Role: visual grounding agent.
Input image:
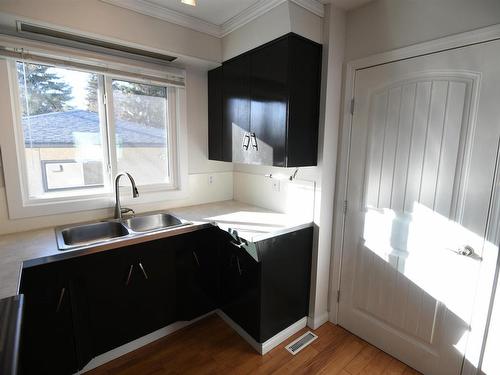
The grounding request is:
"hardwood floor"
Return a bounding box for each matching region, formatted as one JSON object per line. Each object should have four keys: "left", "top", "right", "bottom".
{"left": 85, "top": 314, "right": 420, "bottom": 375}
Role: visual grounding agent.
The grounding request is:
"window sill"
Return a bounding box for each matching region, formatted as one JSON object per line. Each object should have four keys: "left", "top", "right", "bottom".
{"left": 7, "top": 185, "right": 190, "bottom": 220}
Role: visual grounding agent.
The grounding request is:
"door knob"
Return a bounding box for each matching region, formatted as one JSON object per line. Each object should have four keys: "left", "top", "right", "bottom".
{"left": 458, "top": 245, "right": 475, "bottom": 257}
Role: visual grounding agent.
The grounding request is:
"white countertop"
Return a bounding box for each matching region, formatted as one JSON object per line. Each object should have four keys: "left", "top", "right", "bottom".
{"left": 170, "top": 200, "right": 312, "bottom": 242}
{"left": 0, "top": 200, "right": 312, "bottom": 299}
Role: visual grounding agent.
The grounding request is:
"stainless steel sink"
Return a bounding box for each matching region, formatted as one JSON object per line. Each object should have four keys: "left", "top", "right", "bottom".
{"left": 123, "top": 213, "right": 184, "bottom": 232}
{"left": 55, "top": 212, "right": 191, "bottom": 251}
{"left": 57, "top": 221, "right": 130, "bottom": 250}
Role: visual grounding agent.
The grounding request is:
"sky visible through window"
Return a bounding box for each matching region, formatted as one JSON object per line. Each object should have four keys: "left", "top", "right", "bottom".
{"left": 53, "top": 68, "right": 89, "bottom": 109}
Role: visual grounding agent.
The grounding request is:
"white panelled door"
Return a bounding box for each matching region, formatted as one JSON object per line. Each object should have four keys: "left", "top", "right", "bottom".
{"left": 339, "top": 40, "right": 500, "bottom": 375}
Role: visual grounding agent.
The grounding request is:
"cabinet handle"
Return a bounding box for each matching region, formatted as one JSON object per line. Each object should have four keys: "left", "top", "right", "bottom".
{"left": 138, "top": 262, "right": 149, "bottom": 280}
{"left": 230, "top": 241, "right": 244, "bottom": 249}
{"left": 125, "top": 264, "right": 134, "bottom": 286}
{"left": 250, "top": 133, "right": 258, "bottom": 151}
{"left": 56, "top": 287, "right": 66, "bottom": 313}
{"left": 242, "top": 133, "right": 251, "bottom": 150}
{"left": 236, "top": 256, "right": 242, "bottom": 276}
{"left": 192, "top": 251, "right": 200, "bottom": 267}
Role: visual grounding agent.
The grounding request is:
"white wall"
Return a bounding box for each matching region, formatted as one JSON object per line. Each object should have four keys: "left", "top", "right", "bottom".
{"left": 0, "top": 0, "right": 221, "bottom": 64}
{"left": 288, "top": 1, "right": 323, "bottom": 45}
{"left": 0, "top": 2, "right": 233, "bottom": 236}
{"left": 221, "top": 1, "right": 322, "bottom": 61}
{"left": 222, "top": 2, "right": 291, "bottom": 61}
{"left": 345, "top": 0, "right": 500, "bottom": 61}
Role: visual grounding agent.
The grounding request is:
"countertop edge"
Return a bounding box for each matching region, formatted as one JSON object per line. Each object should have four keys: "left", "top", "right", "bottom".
{"left": 22, "top": 221, "right": 214, "bottom": 268}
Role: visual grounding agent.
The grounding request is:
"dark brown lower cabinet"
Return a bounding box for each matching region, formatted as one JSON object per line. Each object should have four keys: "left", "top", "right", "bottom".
{"left": 19, "top": 225, "right": 312, "bottom": 374}
{"left": 20, "top": 260, "right": 79, "bottom": 375}
{"left": 175, "top": 227, "right": 220, "bottom": 321}
{"left": 220, "top": 226, "right": 313, "bottom": 343}
{"left": 81, "top": 238, "right": 177, "bottom": 356}
{"left": 220, "top": 232, "right": 261, "bottom": 339}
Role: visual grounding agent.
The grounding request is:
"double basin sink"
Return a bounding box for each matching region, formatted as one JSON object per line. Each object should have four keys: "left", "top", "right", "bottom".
{"left": 56, "top": 213, "right": 190, "bottom": 251}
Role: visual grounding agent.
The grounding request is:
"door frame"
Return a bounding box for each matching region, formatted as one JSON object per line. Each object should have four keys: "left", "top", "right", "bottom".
{"left": 329, "top": 23, "right": 500, "bottom": 375}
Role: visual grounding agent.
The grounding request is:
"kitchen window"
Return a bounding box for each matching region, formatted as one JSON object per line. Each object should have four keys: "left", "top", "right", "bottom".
{"left": 0, "top": 58, "right": 187, "bottom": 218}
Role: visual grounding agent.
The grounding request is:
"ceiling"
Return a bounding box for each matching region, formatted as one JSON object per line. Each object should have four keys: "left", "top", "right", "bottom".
{"left": 146, "top": 0, "right": 261, "bottom": 26}
{"left": 102, "top": 0, "right": 374, "bottom": 38}
{"left": 141, "top": 0, "right": 373, "bottom": 26}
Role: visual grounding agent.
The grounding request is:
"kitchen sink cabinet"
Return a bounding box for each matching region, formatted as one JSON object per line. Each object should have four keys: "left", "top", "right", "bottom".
{"left": 259, "top": 227, "right": 313, "bottom": 341}
{"left": 175, "top": 227, "right": 220, "bottom": 321}
{"left": 19, "top": 260, "right": 80, "bottom": 375}
{"left": 220, "top": 232, "right": 261, "bottom": 340}
{"left": 220, "top": 226, "right": 313, "bottom": 343}
{"left": 19, "top": 224, "right": 313, "bottom": 373}
{"left": 208, "top": 33, "right": 322, "bottom": 167}
{"left": 81, "top": 238, "right": 176, "bottom": 356}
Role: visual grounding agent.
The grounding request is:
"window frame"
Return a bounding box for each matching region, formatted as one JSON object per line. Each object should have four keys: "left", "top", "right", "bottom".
{"left": 103, "top": 76, "right": 179, "bottom": 194}
{"left": 0, "top": 58, "right": 188, "bottom": 219}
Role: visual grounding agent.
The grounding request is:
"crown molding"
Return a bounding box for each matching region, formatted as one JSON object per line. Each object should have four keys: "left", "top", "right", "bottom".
{"left": 290, "top": 0, "right": 324, "bottom": 17}
{"left": 220, "top": 0, "right": 286, "bottom": 37}
{"left": 101, "top": 0, "right": 223, "bottom": 37}
{"left": 101, "top": 0, "right": 324, "bottom": 39}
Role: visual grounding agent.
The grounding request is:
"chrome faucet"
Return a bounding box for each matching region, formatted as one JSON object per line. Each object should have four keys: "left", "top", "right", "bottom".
{"left": 114, "top": 173, "right": 139, "bottom": 220}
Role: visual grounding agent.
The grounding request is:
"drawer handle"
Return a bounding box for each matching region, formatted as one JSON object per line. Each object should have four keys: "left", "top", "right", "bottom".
{"left": 125, "top": 264, "right": 134, "bottom": 286}
{"left": 56, "top": 287, "right": 66, "bottom": 313}
{"left": 193, "top": 251, "right": 200, "bottom": 267}
{"left": 236, "top": 256, "right": 242, "bottom": 276}
{"left": 138, "top": 262, "right": 149, "bottom": 280}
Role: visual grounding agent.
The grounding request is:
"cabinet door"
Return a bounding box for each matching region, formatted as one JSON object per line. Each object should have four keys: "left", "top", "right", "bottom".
{"left": 249, "top": 38, "right": 289, "bottom": 167}
{"left": 208, "top": 67, "right": 225, "bottom": 161}
{"left": 220, "top": 234, "right": 260, "bottom": 341}
{"left": 286, "top": 36, "right": 322, "bottom": 167}
{"left": 258, "top": 227, "right": 313, "bottom": 342}
{"left": 20, "top": 263, "right": 78, "bottom": 375}
{"left": 176, "top": 229, "right": 219, "bottom": 321}
{"left": 223, "top": 54, "right": 251, "bottom": 163}
{"left": 83, "top": 239, "right": 176, "bottom": 356}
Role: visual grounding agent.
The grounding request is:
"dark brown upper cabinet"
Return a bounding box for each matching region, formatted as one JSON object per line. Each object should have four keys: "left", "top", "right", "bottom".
{"left": 208, "top": 33, "right": 322, "bottom": 167}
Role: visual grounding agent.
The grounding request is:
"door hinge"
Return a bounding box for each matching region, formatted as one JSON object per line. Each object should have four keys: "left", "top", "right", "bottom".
{"left": 350, "top": 98, "right": 355, "bottom": 115}
{"left": 336, "top": 290, "right": 341, "bottom": 303}
{"left": 343, "top": 200, "right": 348, "bottom": 214}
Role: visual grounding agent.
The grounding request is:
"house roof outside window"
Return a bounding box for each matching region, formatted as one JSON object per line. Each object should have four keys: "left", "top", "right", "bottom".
{"left": 22, "top": 110, "right": 166, "bottom": 147}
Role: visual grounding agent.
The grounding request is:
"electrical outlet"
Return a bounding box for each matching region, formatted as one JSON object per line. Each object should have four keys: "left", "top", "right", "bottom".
{"left": 208, "top": 175, "right": 213, "bottom": 184}
{"left": 272, "top": 180, "right": 280, "bottom": 192}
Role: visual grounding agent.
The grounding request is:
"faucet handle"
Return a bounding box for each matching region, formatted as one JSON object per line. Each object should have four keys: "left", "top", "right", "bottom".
{"left": 121, "top": 207, "right": 135, "bottom": 217}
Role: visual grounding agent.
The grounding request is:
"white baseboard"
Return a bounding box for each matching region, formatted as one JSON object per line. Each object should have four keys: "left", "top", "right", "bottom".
{"left": 307, "top": 311, "right": 329, "bottom": 330}
{"left": 76, "top": 311, "right": 215, "bottom": 374}
{"left": 217, "top": 310, "right": 307, "bottom": 355}
{"left": 76, "top": 310, "right": 307, "bottom": 374}
{"left": 261, "top": 317, "right": 308, "bottom": 355}
{"left": 216, "top": 309, "right": 262, "bottom": 353}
